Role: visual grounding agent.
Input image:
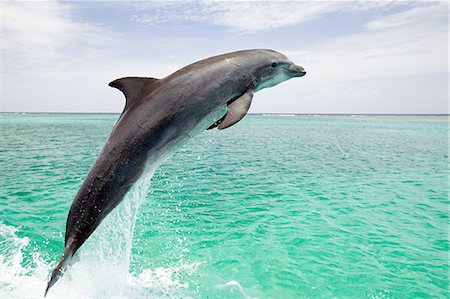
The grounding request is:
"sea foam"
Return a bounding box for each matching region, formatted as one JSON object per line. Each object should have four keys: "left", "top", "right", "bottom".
{"left": 0, "top": 164, "right": 199, "bottom": 299}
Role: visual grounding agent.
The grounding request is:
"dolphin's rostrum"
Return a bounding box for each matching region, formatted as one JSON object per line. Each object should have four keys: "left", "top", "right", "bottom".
{"left": 45, "top": 49, "right": 306, "bottom": 296}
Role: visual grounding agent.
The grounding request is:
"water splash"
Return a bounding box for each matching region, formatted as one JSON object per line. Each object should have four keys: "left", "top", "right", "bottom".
{"left": 0, "top": 223, "right": 51, "bottom": 298}
{"left": 0, "top": 161, "right": 199, "bottom": 298}
{"left": 70, "top": 165, "right": 158, "bottom": 295}
{"left": 44, "top": 161, "right": 181, "bottom": 298}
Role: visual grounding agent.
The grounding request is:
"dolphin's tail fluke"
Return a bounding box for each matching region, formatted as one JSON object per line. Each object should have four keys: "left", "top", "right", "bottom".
{"left": 44, "top": 240, "right": 76, "bottom": 297}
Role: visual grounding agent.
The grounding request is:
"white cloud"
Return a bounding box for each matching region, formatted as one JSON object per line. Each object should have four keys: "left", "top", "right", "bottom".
{"left": 286, "top": 1, "right": 447, "bottom": 81}
{"left": 1, "top": 1, "right": 447, "bottom": 113}
{"left": 253, "top": 1, "right": 448, "bottom": 114}
{"left": 365, "top": 1, "right": 447, "bottom": 30}
{"left": 1, "top": 1, "right": 180, "bottom": 113}
{"left": 1, "top": 1, "right": 125, "bottom": 112}
{"left": 200, "top": 2, "right": 340, "bottom": 33}
{"left": 131, "top": 1, "right": 403, "bottom": 34}
{"left": 1, "top": 1, "right": 115, "bottom": 62}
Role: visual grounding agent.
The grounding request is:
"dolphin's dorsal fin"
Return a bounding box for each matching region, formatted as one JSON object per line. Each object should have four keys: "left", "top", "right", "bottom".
{"left": 218, "top": 90, "right": 253, "bottom": 130}
{"left": 109, "top": 77, "right": 159, "bottom": 107}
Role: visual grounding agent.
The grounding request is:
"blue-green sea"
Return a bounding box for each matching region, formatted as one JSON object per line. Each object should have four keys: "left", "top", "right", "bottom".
{"left": 0, "top": 113, "right": 448, "bottom": 298}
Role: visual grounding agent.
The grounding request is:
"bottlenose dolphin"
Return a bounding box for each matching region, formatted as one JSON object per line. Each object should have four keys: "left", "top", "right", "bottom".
{"left": 45, "top": 49, "right": 306, "bottom": 295}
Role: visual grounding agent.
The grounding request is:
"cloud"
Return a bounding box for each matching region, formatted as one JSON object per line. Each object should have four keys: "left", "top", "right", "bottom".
{"left": 1, "top": 1, "right": 115, "bottom": 62}
{"left": 365, "top": 1, "right": 447, "bottom": 30}
{"left": 286, "top": 1, "right": 447, "bottom": 81}
{"left": 1, "top": 1, "right": 123, "bottom": 112}
{"left": 1, "top": 1, "right": 447, "bottom": 113}
{"left": 251, "top": 1, "right": 448, "bottom": 114}
{"left": 131, "top": 1, "right": 402, "bottom": 34}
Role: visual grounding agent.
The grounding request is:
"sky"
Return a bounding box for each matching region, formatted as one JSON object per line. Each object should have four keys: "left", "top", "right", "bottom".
{"left": 1, "top": 0, "right": 448, "bottom": 114}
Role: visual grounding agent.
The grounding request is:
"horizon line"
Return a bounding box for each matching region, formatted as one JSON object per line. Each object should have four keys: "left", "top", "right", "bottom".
{"left": 1, "top": 112, "right": 448, "bottom": 116}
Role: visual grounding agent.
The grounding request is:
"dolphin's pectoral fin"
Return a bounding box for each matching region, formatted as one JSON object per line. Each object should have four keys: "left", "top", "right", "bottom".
{"left": 109, "top": 77, "right": 159, "bottom": 108}
{"left": 218, "top": 90, "right": 253, "bottom": 130}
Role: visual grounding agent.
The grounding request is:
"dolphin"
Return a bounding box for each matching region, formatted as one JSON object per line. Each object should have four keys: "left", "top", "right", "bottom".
{"left": 45, "top": 49, "right": 306, "bottom": 296}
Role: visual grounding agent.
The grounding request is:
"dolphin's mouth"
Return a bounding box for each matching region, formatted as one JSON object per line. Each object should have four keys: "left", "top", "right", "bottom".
{"left": 289, "top": 64, "right": 306, "bottom": 77}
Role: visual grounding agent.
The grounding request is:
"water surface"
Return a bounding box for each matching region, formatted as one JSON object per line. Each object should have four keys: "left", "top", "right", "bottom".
{"left": 0, "top": 114, "right": 448, "bottom": 298}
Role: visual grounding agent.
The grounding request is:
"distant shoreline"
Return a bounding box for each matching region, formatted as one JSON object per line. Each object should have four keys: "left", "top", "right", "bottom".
{"left": 0, "top": 112, "right": 448, "bottom": 116}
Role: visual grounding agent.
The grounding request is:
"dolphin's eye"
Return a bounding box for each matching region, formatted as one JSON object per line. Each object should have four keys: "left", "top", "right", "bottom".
{"left": 271, "top": 62, "right": 278, "bottom": 68}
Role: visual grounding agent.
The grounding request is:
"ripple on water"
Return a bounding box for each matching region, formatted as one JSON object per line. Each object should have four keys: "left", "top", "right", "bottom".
{"left": 0, "top": 114, "right": 448, "bottom": 298}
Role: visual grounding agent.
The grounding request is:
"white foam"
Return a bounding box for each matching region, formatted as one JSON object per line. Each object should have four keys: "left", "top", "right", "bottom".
{"left": 0, "top": 223, "right": 50, "bottom": 298}
{"left": 213, "top": 280, "right": 258, "bottom": 299}
{"left": 0, "top": 221, "right": 201, "bottom": 299}
{"left": 0, "top": 160, "right": 198, "bottom": 299}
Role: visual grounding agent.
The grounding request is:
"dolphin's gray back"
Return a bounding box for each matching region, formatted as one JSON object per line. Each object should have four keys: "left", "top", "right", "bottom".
{"left": 64, "top": 54, "right": 252, "bottom": 249}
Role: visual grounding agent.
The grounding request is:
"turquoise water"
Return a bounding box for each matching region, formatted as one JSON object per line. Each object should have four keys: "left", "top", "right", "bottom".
{"left": 0, "top": 113, "right": 448, "bottom": 298}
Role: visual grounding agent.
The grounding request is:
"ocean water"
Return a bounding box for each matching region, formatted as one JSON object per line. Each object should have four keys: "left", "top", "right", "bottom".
{"left": 0, "top": 113, "right": 448, "bottom": 298}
